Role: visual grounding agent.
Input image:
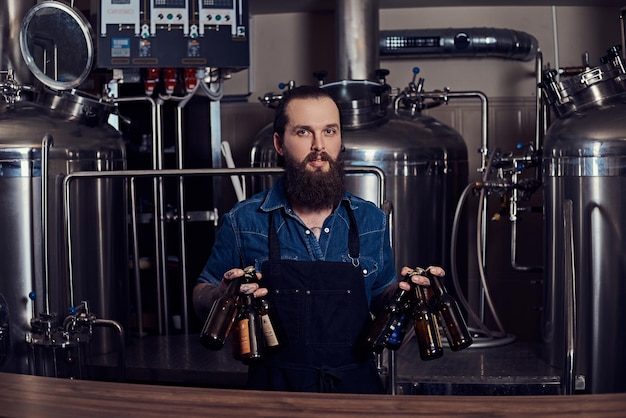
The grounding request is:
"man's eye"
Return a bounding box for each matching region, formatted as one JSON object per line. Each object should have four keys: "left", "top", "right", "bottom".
{"left": 325, "top": 128, "right": 336, "bottom": 135}
{"left": 297, "top": 129, "right": 309, "bottom": 135}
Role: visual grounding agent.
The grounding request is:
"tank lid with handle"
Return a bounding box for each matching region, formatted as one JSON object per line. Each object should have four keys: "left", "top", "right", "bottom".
{"left": 19, "top": 1, "right": 94, "bottom": 92}
{"left": 540, "top": 46, "right": 626, "bottom": 117}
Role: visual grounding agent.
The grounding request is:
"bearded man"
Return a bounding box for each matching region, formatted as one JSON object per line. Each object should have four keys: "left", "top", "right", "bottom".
{"left": 193, "top": 85, "right": 442, "bottom": 393}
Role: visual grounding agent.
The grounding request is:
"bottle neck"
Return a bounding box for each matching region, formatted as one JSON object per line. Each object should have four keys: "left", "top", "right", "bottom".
{"left": 429, "top": 274, "right": 446, "bottom": 298}
{"left": 414, "top": 284, "right": 427, "bottom": 303}
{"left": 225, "top": 277, "right": 243, "bottom": 297}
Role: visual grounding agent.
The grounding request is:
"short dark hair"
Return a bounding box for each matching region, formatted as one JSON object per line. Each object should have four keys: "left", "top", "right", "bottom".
{"left": 273, "top": 85, "right": 342, "bottom": 141}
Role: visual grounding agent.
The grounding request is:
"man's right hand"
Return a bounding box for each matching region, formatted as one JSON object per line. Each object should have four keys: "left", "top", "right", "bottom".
{"left": 221, "top": 268, "right": 268, "bottom": 298}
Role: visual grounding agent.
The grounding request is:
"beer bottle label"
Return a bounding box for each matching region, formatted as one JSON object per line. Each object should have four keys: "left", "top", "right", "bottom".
{"left": 238, "top": 319, "right": 251, "bottom": 355}
{"left": 261, "top": 314, "right": 279, "bottom": 347}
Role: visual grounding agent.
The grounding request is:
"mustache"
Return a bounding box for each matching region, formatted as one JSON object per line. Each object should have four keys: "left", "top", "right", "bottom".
{"left": 305, "top": 151, "right": 332, "bottom": 162}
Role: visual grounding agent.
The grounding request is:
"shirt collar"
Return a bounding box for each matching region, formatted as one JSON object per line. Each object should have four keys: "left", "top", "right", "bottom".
{"left": 259, "top": 177, "right": 357, "bottom": 213}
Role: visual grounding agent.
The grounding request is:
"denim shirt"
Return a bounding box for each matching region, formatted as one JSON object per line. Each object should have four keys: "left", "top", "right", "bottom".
{"left": 197, "top": 178, "right": 397, "bottom": 306}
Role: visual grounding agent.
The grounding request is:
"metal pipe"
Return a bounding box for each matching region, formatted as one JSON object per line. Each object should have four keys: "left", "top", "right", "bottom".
{"left": 129, "top": 178, "right": 144, "bottom": 337}
{"left": 336, "top": 0, "right": 379, "bottom": 81}
{"left": 155, "top": 99, "right": 168, "bottom": 335}
{"left": 210, "top": 97, "right": 223, "bottom": 209}
{"left": 621, "top": 8, "right": 626, "bottom": 60}
{"left": 535, "top": 50, "right": 545, "bottom": 152}
{"left": 510, "top": 50, "right": 543, "bottom": 273}
{"left": 175, "top": 101, "right": 191, "bottom": 334}
{"left": 388, "top": 349, "right": 396, "bottom": 395}
{"left": 158, "top": 84, "right": 201, "bottom": 335}
{"left": 114, "top": 95, "right": 167, "bottom": 335}
{"left": 380, "top": 28, "right": 539, "bottom": 62}
{"left": 443, "top": 91, "right": 489, "bottom": 324}
{"left": 510, "top": 219, "right": 543, "bottom": 272}
{"left": 93, "top": 319, "right": 126, "bottom": 382}
{"left": 176, "top": 104, "right": 190, "bottom": 333}
{"left": 62, "top": 166, "right": 385, "bottom": 335}
{"left": 63, "top": 166, "right": 385, "bottom": 202}
{"left": 563, "top": 199, "right": 576, "bottom": 395}
{"left": 41, "top": 135, "right": 53, "bottom": 315}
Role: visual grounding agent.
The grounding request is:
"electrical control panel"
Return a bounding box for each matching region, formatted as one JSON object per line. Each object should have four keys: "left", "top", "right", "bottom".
{"left": 97, "top": 0, "right": 249, "bottom": 69}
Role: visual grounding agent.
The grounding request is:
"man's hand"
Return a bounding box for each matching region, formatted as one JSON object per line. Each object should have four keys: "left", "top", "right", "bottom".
{"left": 398, "top": 266, "right": 445, "bottom": 291}
{"left": 221, "top": 268, "right": 268, "bottom": 298}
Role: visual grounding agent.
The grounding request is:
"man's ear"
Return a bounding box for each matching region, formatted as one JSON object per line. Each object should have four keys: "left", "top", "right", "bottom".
{"left": 273, "top": 132, "right": 284, "bottom": 156}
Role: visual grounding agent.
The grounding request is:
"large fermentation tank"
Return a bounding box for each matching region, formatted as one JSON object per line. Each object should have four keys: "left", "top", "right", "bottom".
{"left": 0, "top": 1, "right": 128, "bottom": 374}
{"left": 541, "top": 46, "right": 626, "bottom": 394}
{"left": 251, "top": 80, "right": 468, "bottom": 272}
{"left": 0, "top": 96, "right": 128, "bottom": 374}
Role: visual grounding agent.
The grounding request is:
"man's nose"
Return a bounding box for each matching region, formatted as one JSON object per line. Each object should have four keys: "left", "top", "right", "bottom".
{"left": 311, "top": 135, "right": 325, "bottom": 151}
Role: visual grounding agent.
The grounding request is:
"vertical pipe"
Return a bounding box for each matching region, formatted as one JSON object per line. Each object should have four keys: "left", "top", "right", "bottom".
{"left": 41, "top": 135, "right": 53, "bottom": 315}
{"left": 154, "top": 100, "right": 169, "bottom": 335}
{"left": 1, "top": 0, "right": 36, "bottom": 85}
{"left": 129, "top": 178, "right": 144, "bottom": 337}
{"left": 210, "top": 99, "right": 222, "bottom": 211}
{"left": 551, "top": 6, "right": 560, "bottom": 81}
{"left": 563, "top": 200, "right": 576, "bottom": 395}
{"left": 176, "top": 103, "right": 190, "bottom": 334}
{"left": 535, "top": 51, "right": 544, "bottom": 152}
{"left": 619, "top": 7, "right": 626, "bottom": 59}
{"left": 113, "top": 95, "right": 157, "bottom": 337}
{"left": 336, "top": 0, "right": 379, "bottom": 81}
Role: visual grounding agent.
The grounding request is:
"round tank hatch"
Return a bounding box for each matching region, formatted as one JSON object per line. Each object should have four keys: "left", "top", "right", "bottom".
{"left": 19, "top": 1, "right": 94, "bottom": 91}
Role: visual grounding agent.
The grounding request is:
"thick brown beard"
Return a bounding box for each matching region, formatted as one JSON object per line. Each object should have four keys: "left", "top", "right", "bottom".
{"left": 283, "top": 151, "right": 345, "bottom": 211}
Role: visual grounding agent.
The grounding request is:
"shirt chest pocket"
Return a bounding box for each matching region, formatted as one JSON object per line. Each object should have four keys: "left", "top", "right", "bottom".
{"left": 341, "top": 256, "right": 378, "bottom": 278}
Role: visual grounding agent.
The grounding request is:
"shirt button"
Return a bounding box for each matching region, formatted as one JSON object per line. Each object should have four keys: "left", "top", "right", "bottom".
{"left": 362, "top": 269, "right": 368, "bottom": 275}
{"left": 324, "top": 227, "right": 330, "bottom": 233}
{"left": 305, "top": 230, "right": 311, "bottom": 235}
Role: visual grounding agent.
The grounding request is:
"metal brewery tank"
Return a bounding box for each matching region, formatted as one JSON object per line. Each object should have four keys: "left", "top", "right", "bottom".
{"left": 0, "top": 1, "right": 128, "bottom": 375}
{"left": 0, "top": 94, "right": 128, "bottom": 374}
{"left": 251, "top": 80, "right": 468, "bottom": 274}
{"left": 541, "top": 46, "right": 626, "bottom": 394}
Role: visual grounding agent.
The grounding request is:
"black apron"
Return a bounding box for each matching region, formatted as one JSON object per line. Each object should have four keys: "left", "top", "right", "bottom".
{"left": 248, "top": 205, "right": 384, "bottom": 394}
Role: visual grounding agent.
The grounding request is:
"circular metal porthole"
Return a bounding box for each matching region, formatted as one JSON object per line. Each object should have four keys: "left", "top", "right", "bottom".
{"left": 19, "top": 1, "right": 94, "bottom": 91}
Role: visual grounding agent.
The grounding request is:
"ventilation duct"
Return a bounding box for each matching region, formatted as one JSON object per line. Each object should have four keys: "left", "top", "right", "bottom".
{"left": 380, "top": 28, "right": 539, "bottom": 62}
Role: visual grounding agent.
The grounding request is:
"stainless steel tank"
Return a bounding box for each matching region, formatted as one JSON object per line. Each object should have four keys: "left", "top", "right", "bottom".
{"left": 251, "top": 80, "right": 468, "bottom": 273}
{"left": 0, "top": 95, "right": 128, "bottom": 374}
{"left": 0, "top": 2, "right": 128, "bottom": 374}
{"left": 541, "top": 46, "right": 626, "bottom": 394}
{"left": 0, "top": 0, "right": 36, "bottom": 86}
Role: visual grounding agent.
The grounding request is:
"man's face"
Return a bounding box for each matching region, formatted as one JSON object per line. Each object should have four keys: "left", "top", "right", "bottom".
{"left": 273, "top": 97, "right": 342, "bottom": 171}
{"left": 274, "top": 96, "right": 345, "bottom": 210}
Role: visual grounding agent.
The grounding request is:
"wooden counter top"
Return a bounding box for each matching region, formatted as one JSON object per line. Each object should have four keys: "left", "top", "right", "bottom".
{"left": 1, "top": 372, "right": 625, "bottom": 417}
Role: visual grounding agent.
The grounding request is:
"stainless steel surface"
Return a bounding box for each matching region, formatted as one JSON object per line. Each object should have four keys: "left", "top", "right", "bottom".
{"left": 251, "top": 91, "right": 468, "bottom": 273}
{"left": 621, "top": 8, "right": 626, "bottom": 60}
{"left": 89, "top": 334, "right": 561, "bottom": 396}
{"left": 0, "top": 0, "right": 36, "bottom": 86}
{"left": 562, "top": 200, "right": 576, "bottom": 395}
{"left": 337, "top": 0, "right": 379, "bottom": 81}
{"left": 380, "top": 28, "right": 538, "bottom": 61}
{"left": 0, "top": 100, "right": 127, "bottom": 373}
{"left": 322, "top": 80, "right": 391, "bottom": 128}
{"left": 541, "top": 47, "right": 626, "bottom": 118}
{"left": 255, "top": 0, "right": 469, "bottom": 275}
{"left": 542, "top": 52, "right": 626, "bottom": 393}
{"left": 19, "top": 2, "right": 94, "bottom": 91}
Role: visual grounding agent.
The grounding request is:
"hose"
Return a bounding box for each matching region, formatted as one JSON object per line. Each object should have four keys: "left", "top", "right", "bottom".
{"left": 448, "top": 148, "right": 516, "bottom": 347}
{"left": 200, "top": 78, "right": 224, "bottom": 101}
{"left": 220, "top": 141, "right": 246, "bottom": 202}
